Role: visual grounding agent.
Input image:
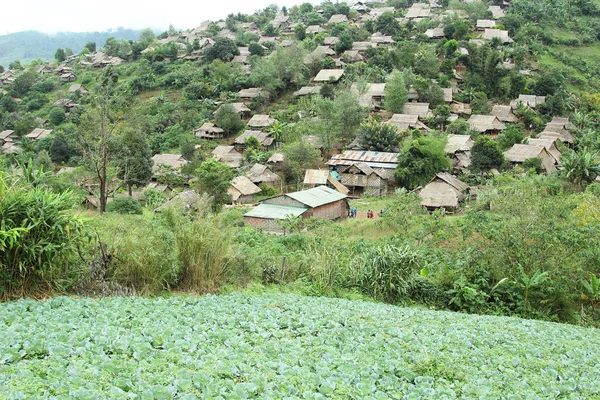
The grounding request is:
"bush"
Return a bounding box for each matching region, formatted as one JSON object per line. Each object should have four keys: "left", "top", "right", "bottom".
{"left": 0, "top": 173, "right": 88, "bottom": 298}
{"left": 94, "top": 214, "right": 179, "bottom": 294}
{"left": 106, "top": 196, "right": 143, "bottom": 215}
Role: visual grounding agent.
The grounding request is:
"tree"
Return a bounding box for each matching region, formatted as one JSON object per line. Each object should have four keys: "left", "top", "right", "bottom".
{"left": 471, "top": 91, "right": 492, "bottom": 114}
{"left": 335, "top": 32, "right": 353, "bottom": 53}
{"left": 295, "top": 24, "right": 306, "bottom": 41}
{"left": 106, "top": 196, "right": 143, "bottom": 215}
{"left": 138, "top": 28, "right": 156, "bottom": 45}
{"left": 114, "top": 127, "right": 153, "bottom": 196}
{"left": 384, "top": 70, "right": 408, "bottom": 113}
{"left": 394, "top": 136, "right": 451, "bottom": 189}
{"left": 195, "top": 159, "right": 233, "bottom": 212}
{"left": 84, "top": 41, "right": 97, "bottom": 53}
{"left": 497, "top": 125, "right": 524, "bottom": 150}
{"left": 471, "top": 136, "right": 504, "bottom": 173}
{"left": 282, "top": 141, "right": 322, "bottom": 189}
{"left": 79, "top": 68, "right": 124, "bottom": 213}
{"left": 204, "top": 38, "right": 240, "bottom": 62}
{"left": 413, "top": 47, "right": 439, "bottom": 79}
{"left": 376, "top": 12, "right": 400, "bottom": 36}
{"left": 358, "top": 120, "right": 402, "bottom": 152}
{"left": 55, "top": 48, "right": 66, "bottom": 62}
{"left": 432, "top": 105, "right": 451, "bottom": 130}
{"left": 214, "top": 104, "right": 243, "bottom": 135}
{"left": 559, "top": 148, "right": 600, "bottom": 190}
{"left": 263, "top": 24, "right": 279, "bottom": 37}
{"left": 248, "top": 42, "right": 265, "bottom": 56}
{"left": 49, "top": 108, "right": 66, "bottom": 126}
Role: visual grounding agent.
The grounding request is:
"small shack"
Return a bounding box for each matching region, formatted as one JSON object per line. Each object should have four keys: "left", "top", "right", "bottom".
{"left": 248, "top": 163, "right": 281, "bottom": 187}
{"left": 244, "top": 186, "right": 349, "bottom": 233}
{"left": 212, "top": 145, "right": 243, "bottom": 168}
{"left": 445, "top": 134, "right": 473, "bottom": 173}
{"left": 419, "top": 172, "right": 470, "bottom": 212}
{"left": 228, "top": 176, "right": 262, "bottom": 204}
{"left": 491, "top": 105, "right": 518, "bottom": 123}
{"left": 194, "top": 122, "right": 224, "bottom": 140}
{"left": 313, "top": 69, "right": 345, "bottom": 83}
{"left": 337, "top": 162, "right": 390, "bottom": 197}
{"left": 504, "top": 144, "right": 556, "bottom": 173}
{"left": 247, "top": 114, "right": 275, "bottom": 129}
{"left": 467, "top": 115, "right": 506, "bottom": 135}
{"left": 234, "top": 130, "right": 274, "bottom": 150}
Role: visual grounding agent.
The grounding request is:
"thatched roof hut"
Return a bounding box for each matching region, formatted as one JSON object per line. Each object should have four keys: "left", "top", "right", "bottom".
{"left": 419, "top": 172, "right": 470, "bottom": 211}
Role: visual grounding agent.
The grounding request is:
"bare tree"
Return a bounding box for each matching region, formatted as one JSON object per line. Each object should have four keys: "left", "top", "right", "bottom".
{"left": 80, "top": 68, "right": 124, "bottom": 213}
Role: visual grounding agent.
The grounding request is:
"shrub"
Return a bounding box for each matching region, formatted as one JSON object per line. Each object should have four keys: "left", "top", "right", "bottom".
{"left": 0, "top": 173, "right": 88, "bottom": 298}
{"left": 94, "top": 214, "right": 179, "bottom": 294}
{"left": 106, "top": 196, "right": 143, "bottom": 215}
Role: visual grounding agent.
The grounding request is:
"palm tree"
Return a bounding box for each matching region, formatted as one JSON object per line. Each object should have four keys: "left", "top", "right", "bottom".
{"left": 269, "top": 120, "right": 287, "bottom": 143}
{"left": 559, "top": 148, "right": 600, "bottom": 190}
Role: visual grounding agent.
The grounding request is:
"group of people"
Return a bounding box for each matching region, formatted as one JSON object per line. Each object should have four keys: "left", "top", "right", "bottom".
{"left": 347, "top": 208, "right": 386, "bottom": 219}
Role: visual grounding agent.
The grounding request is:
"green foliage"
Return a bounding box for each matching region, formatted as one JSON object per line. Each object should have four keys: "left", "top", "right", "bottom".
{"left": 0, "top": 173, "right": 87, "bottom": 298}
{"left": 2, "top": 294, "right": 600, "bottom": 398}
{"left": 204, "top": 38, "right": 240, "bottom": 62}
{"left": 106, "top": 196, "right": 143, "bottom": 215}
{"left": 248, "top": 42, "right": 265, "bottom": 57}
{"left": 294, "top": 24, "right": 306, "bottom": 41}
{"left": 54, "top": 48, "right": 65, "bottom": 62}
{"left": 523, "top": 157, "right": 544, "bottom": 173}
{"left": 358, "top": 120, "right": 402, "bottom": 152}
{"left": 282, "top": 141, "right": 322, "bottom": 188}
{"left": 93, "top": 214, "right": 178, "bottom": 293}
{"left": 559, "top": 148, "right": 600, "bottom": 188}
{"left": 395, "top": 136, "right": 451, "bottom": 189}
{"left": 142, "top": 188, "right": 167, "bottom": 208}
{"left": 384, "top": 69, "right": 408, "bottom": 113}
{"left": 497, "top": 125, "right": 524, "bottom": 150}
{"left": 195, "top": 159, "right": 233, "bottom": 212}
{"left": 335, "top": 32, "right": 353, "bottom": 53}
{"left": 471, "top": 136, "right": 504, "bottom": 173}
{"left": 48, "top": 108, "right": 66, "bottom": 126}
{"left": 214, "top": 104, "right": 244, "bottom": 134}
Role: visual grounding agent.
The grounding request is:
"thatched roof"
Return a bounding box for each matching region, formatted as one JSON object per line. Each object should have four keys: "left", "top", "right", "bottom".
{"left": 155, "top": 190, "right": 200, "bottom": 212}
{"left": 467, "top": 115, "right": 506, "bottom": 133}
{"left": 343, "top": 50, "right": 365, "bottom": 63}
{"left": 152, "top": 153, "right": 187, "bottom": 171}
{"left": 401, "top": 102, "right": 432, "bottom": 119}
{"left": 294, "top": 86, "right": 322, "bottom": 96}
{"left": 313, "top": 69, "right": 345, "bottom": 82}
{"left": 387, "top": 114, "right": 430, "bottom": 131}
{"left": 504, "top": 144, "right": 556, "bottom": 173}
{"left": 492, "top": 105, "right": 518, "bottom": 123}
{"left": 482, "top": 29, "right": 513, "bottom": 43}
{"left": 370, "top": 33, "right": 396, "bottom": 44}
{"left": 194, "top": 122, "right": 224, "bottom": 139}
{"left": 450, "top": 102, "right": 472, "bottom": 116}
{"left": 228, "top": 102, "right": 251, "bottom": 114}
{"left": 406, "top": 4, "right": 431, "bottom": 18}
{"left": 212, "top": 145, "right": 243, "bottom": 168}
{"left": 476, "top": 19, "right": 496, "bottom": 29}
{"left": 352, "top": 41, "right": 377, "bottom": 51}
{"left": 419, "top": 172, "right": 469, "bottom": 210}
{"left": 550, "top": 117, "right": 573, "bottom": 130}
{"left": 306, "top": 25, "right": 324, "bottom": 34}
{"left": 267, "top": 152, "right": 284, "bottom": 164}
{"left": 247, "top": 114, "right": 275, "bottom": 128}
{"left": 488, "top": 5, "right": 505, "bottom": 19}
{"left": 504, "top": 144, "right": 548, "bottom": 162}
{"left": 229, "top": 176, "right": 261, "bottom": 200}
{"left": 445, "top": 134, "right": 474, "bottom": 154}
{"left": 443, "top": 88, "right": 453, "bottom": 103}
{"left": 329, "top": 14, "right": 348, "bottom": 23}
{"left": 539, "top": 131, "right": 575, "bottom": 145}
{"left": 511, "top": 94, "right": 545, "bottom": 109}
{"left": 248, "top": 163, "right": 281, "bottom": 184}
{"left": 235, "top": 130, "right": 274, "bottom": 147}
{"left": 425, "top": 27, "right": 445, "bottom": 38}
{"left": 238, "top": 87, "right": 267, "bottom": 99}
{"left": 528, "top": 138, "right": 561, "bottom": 163}
{"left": 323, "top": 36, "right": 340, "bottom": 46}
{"left": 25, "top": 128, "right": 53, "bottom": 141}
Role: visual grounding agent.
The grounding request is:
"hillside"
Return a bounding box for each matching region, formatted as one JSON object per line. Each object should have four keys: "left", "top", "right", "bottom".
{"left": 0, "top": 29, "right": 141, "bottom": 67}
{"left": 1, "top": 0, "right": 600, "bottom": 329}
{"left": 1, "top": 294, "right": 599, "bottom": 398}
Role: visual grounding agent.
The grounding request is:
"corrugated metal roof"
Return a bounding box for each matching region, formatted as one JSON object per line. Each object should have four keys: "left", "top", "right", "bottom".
{"left": 286, "top": 185, "right": 347, "bottom": 208}
{"left": 244, "top": 203, "right": 307, "bottom": 219}
{"left": 327, "top": 150, "right": 399, "bottom": 169}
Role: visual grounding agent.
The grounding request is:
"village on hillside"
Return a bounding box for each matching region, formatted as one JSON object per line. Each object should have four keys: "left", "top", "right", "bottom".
{"left": 0, "top": 0, "right": 591, "bottom": 233}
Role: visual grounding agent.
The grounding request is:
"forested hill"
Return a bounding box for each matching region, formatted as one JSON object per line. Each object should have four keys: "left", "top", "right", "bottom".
{"left": 0, "top": 29, "right": 141, "bottom": 67}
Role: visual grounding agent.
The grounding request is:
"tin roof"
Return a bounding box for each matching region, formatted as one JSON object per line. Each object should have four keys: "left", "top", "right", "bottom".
{"left": 327, "top": 150, "right": 399, "bottom": 168}
{"left": 244, "top": 203, "right": 307, "bottom": 219}
{"left": 286, "top": 185, "right": 347, "bottom": 208}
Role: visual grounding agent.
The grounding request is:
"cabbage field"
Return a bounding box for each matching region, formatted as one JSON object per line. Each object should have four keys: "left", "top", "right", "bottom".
{"left": 1, "top": 294, "right": 599, "bottom": 399}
